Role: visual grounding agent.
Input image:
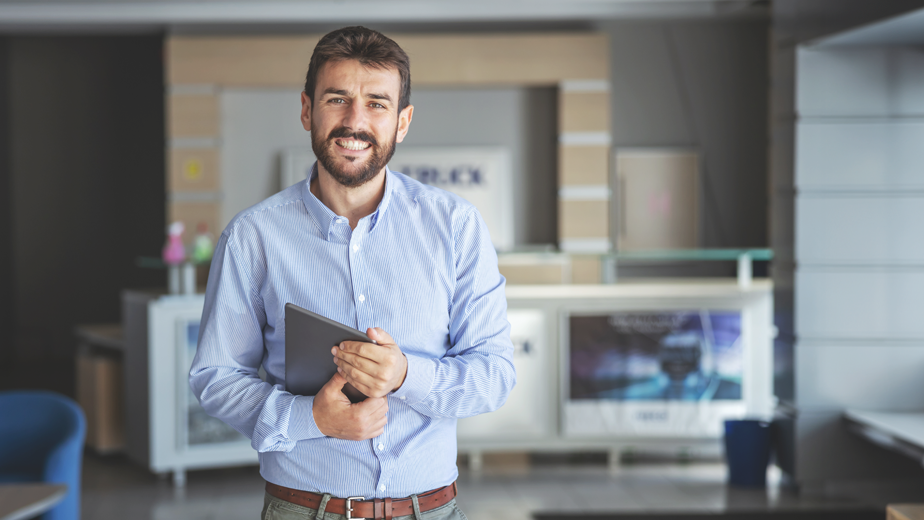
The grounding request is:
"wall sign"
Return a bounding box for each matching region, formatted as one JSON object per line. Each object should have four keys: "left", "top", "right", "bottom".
{"left": 390, "top": 146, "right": 513, "bottom": 251}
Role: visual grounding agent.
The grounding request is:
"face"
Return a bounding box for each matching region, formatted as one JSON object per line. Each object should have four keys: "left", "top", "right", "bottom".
{"left": 301, "top": 59, "right": 413, "bottom": 188}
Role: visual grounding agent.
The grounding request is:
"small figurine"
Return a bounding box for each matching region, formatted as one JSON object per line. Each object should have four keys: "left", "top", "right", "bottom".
{"left": 191, "top": 222, "right": 214, "bottom": 264}
{"left": 162, "top": 221, "right": 186, "bottom": 265}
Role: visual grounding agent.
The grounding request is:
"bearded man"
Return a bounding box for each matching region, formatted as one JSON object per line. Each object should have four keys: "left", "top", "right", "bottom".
{"left": 190, "top": 26, "right": 516, "bottom": 520}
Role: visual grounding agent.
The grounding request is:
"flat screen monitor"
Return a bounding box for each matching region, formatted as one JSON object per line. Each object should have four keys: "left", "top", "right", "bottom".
{"left": 563, "top": 306, "right": 769, "bottom": 438}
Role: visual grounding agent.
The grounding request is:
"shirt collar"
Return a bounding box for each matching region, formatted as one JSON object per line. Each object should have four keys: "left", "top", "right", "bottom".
{"left": 302, "top": 162, "right": 395, "bottom": 240}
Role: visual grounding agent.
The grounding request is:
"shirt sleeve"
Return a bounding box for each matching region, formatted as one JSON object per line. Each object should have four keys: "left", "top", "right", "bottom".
{"left": 189, "top": 230, "right": 325, "bottom": 453}
{"left": 391, "top": 207, "right": 517, "bottom": 418}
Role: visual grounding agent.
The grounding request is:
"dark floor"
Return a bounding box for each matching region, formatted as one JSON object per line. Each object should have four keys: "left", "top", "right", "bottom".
{"left": 80, "top": 452, "right": 924, "bottom": 520}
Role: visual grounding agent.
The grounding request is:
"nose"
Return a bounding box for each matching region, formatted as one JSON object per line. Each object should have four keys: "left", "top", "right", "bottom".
{"left": 341, "top": 100, "right": 368, "bottom": 132}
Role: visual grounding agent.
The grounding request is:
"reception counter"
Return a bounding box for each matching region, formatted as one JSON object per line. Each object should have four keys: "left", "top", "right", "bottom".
{"left": 122, "top": 279, "right": 773, "bottom": 484}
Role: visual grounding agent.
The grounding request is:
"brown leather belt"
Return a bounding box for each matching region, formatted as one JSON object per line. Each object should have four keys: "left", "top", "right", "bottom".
{"left": 265, "top": 481, "right": 458, "bottom": 520}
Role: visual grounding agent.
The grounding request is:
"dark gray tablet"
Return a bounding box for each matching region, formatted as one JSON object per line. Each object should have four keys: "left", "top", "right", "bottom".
{"left": 285, "top": 303, "right": 370, "bottom": 403}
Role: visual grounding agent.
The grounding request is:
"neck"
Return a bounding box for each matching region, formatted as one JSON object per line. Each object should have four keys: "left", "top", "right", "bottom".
{"left": 311, "top": 165, "right": 386, "bottom": 230}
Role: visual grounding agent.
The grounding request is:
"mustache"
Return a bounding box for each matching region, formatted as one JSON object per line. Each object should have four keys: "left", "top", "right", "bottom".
{"left": 327, "top": 127, "right": 378, "bottom": 147}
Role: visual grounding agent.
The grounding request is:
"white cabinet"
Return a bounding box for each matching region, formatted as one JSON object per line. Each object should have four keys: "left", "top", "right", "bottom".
{"left": 122, "top": 281, "right": 774, "bottom": 482}
{"left": 123, "top": 291, "right": 256, "bottom": 486}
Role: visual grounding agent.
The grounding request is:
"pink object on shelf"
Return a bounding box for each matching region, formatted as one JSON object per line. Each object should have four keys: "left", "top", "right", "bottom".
{"left": 162, "top": 221, "right": 187, "bottom": 265}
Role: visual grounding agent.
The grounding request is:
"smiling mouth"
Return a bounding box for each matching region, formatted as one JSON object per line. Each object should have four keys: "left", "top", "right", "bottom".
{"left": 336, "top": 139, "right": 371, "bottom": 151}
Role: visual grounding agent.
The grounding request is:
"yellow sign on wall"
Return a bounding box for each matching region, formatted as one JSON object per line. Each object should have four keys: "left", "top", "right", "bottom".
{"left": 183, "top": 158, "right": 203, "bottom": 181}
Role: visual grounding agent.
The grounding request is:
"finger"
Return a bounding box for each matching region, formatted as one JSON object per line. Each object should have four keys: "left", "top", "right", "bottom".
{"left": 367, "top": 328, "right": 396, "bottom": 346}
{"left": 365, "top": 405, "right": 388, "bottom": 426}
{"left": 334, "top": 350, "right": 381, "bottom": 373}
{"left": 342, "top": 376, "right": 380, "bottom": 399}
{"left": 369, "top": 416, "right": 387, "bottom": 436}
{"left": 318, "top": 372, "right": 352, "bottom": 403}
{"left": 320, "top": 371, "right": 348, "bottom": 392}
{"left": 338, "top": 341, "right": 384, "bottom": 362}
{"left": 338, "top": 363, "right": 382, "bottom": 396}
{"left": 336, "top": 356, "right": 374, "bottom": 382}
{"left": 357, "top": 396, "right": 388, "bottom": 412}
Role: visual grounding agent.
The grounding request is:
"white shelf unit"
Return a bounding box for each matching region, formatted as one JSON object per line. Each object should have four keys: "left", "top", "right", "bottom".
{"left": 123, "top": 291, "right": 256, "bottom": 487}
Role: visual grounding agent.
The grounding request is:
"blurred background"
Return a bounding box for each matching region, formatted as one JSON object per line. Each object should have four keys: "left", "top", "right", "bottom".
{"left": 3, "top": 1, "right": 924, "bottom": 519}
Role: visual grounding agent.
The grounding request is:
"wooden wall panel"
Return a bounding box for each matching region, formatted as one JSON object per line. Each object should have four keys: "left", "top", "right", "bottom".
{"left": 570, "top": 255, "right": 602, "bottom": 284}
{"left": 559, "top": 92, "right": 610, "bottom": 133}
{"left": 169, "top": 148, "right": 220, "bottom": 192}
{"left": 559, "top": 146, "right": 609, "bottom": 186}
{"left": 396, "top": 33, "right": 609, "bottom": 85}
{"left": 167, "top": 33, "right": 608, "bottom": 87}
{"left": 168, "top": 36, "right": 319, "bottom": 87}
{"left": 559, "top": 200, "right": 609, "bottom": 239}
{"left": 166, "top": 31, "right": 611, "bottom": 256}
{"left": 498, "top": 264, "right": 568, "bottom": 285}
{"left": 168, "top": 94, "right": 219, "bottom": 137}
{"left": 168, "top": 201, "right": 220, "bottom": 239}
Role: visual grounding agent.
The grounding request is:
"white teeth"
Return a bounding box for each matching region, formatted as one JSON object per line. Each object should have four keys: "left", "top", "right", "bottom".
{"left": 337, "top": 140, "right": 370, "bottom": 151}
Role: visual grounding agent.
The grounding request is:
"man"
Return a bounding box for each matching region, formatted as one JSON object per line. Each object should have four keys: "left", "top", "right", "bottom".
{"left": 189, "top": 26, "right": 516, "bottom": 520}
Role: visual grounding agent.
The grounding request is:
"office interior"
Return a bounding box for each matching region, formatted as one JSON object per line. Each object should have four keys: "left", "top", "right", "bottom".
{"left": 3, "top": 0, "right": 924, "bottom": 519}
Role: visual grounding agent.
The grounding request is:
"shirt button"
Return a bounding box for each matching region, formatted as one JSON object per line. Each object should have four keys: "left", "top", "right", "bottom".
{"left": 353, "top": 244, "right": 359, "bottom": 252}
{"left": 400, "top": 396, "right": 406, "bottom": 400}
{"left": 380, "top": 484, "right": 386, "bottom": 492}
{"left": 359, "top": 294, "right": 365, "bottom": 302}
{"left": 378, "top": 443, "right": 384, "bottom": 451}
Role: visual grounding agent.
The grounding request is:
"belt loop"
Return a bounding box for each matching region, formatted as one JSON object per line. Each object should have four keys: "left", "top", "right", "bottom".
{"left": 316, "top": 493, "right": 332, "bottom": 520}
{"left": 411, "top": 494, "right": 423, "bottom": 520}
{"left": 384, "top": 497, "right": 393, "bottom": 520}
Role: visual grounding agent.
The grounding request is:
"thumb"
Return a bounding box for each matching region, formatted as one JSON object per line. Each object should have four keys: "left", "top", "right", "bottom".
{"left": 321, "top": 371, "right": 348, "bottom": 394}
{"left": 367, "top": 327, "right": 395, "bottom": 345}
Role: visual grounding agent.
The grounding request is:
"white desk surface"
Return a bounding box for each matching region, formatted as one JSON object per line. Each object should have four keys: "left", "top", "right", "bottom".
{"left": 505, "top": 279, "right": 771, "bottom": 300}
{"left": 845, "top": 409, "right": 924, "bottom": 448}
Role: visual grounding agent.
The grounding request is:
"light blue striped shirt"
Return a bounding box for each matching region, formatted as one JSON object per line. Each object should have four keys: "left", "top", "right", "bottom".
{"left": 190, "top": 164, "right": 516, "bottom": 499}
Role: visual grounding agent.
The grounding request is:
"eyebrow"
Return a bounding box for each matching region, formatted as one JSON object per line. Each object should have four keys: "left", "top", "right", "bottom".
{"left": 368, "top": 93, "right": 393, "bottom": 102}
{"left": 322, "top": 87, "right": 392, "bottom": 103}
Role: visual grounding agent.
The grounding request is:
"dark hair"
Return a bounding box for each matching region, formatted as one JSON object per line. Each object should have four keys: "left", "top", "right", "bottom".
{"left": 304, "top": 26, "right": 411, "bottom": 112}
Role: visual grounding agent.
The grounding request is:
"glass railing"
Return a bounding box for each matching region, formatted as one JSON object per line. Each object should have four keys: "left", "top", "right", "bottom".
{"left": 602, "top": 248, "right": 773, "bottom": 286}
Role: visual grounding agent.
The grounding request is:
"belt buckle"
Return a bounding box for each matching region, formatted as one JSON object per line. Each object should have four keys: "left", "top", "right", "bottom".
{"left": 345, "top": 496, "right": 365, "bottom": 520}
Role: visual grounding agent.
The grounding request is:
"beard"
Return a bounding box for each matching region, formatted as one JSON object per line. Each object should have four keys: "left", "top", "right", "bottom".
{"left": 311, "top": 124, "right": 397, "bottom": 188}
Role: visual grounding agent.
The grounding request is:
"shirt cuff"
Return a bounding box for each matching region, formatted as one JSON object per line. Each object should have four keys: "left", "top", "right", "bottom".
{"left": 391, "top": 352, "right": 435, "bottom": 404}
{"left": 286, "top": 395, "right": 325, "bottom": 441}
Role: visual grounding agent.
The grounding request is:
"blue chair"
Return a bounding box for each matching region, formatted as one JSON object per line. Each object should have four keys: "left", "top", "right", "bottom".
{"left": 0, "top": 390, "right": 86, "bottom": 520}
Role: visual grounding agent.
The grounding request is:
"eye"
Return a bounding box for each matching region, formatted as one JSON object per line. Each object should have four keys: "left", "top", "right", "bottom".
{"left": 369, "top": 102, "right": 385, "bottom": 109}
{"left": 328, "top": 98, "right": 346, "bottom": 104}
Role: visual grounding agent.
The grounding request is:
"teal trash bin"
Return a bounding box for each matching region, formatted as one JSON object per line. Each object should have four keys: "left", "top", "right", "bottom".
{"left": 723, "top": 419, "right": 771, "bottom": 487}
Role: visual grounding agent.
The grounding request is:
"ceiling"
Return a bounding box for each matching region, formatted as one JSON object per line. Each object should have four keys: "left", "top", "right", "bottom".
{"left": 0, "top": 0, "right": 768, "bottom": 31}
{"left": 813, "top": 5, "right": 924, "bottom": 46}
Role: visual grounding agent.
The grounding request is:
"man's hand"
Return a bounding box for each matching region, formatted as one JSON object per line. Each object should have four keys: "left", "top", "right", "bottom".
{"left": 332, "top": 328, "right": 408, "bottom": 398}
{"left": 313, "top": 372, "right": 388, "bottom": 440}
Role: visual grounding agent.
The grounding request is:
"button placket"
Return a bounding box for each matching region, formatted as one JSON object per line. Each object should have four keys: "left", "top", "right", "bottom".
{"left": 349, "top": 222, "right": 373, "bottom": 324}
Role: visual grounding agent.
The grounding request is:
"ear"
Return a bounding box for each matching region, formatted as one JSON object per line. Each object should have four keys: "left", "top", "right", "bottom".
{"left": 300, "top": 91, "right": 312, "bottom": 132}
{"left": 395, "top": 104, "right": 414, "bottom": 144}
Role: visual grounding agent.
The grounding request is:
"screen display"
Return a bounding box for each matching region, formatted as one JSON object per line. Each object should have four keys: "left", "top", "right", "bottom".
{"left": 570, "top": 311, "right": 742, "bottom": 401}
